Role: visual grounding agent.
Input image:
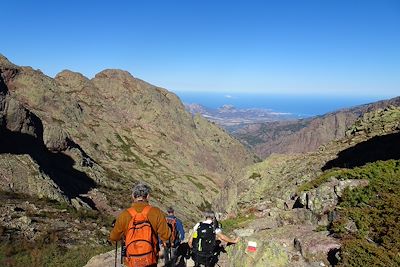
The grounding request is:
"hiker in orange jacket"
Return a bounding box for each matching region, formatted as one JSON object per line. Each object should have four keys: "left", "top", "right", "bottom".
{"left": 109, "top": 182, "right": 171, "bottom": 267}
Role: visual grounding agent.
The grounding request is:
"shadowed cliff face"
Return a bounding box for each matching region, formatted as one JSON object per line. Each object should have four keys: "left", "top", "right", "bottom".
{"left": 0, "top": 75, "right": 7, "bottom": 94}
{"left": 0, "top": 63, "right": 96, "bottom": 209}
{"left": 0, "top": 74, "right": 8, "bottom": 130}
{"left": 322, "top": 132, "right": 400, "bottom": 170}
{"left": 0, "top": 128, "right": 96, "bottom": 200}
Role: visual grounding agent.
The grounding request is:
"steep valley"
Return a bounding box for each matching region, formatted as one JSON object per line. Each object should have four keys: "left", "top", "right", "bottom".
{"left": 1, "top": 54, "right": 399, "bottom": 266}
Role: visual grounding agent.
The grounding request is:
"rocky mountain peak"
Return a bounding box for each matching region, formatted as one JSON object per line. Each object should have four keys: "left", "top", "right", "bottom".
{"left": 94, "top": 69, "right": 134, "bottom": 81}
{"left": 55, "top": 70, "right": 91, "bottom": 92}
{"left": 55, "top": 69, "right": 89, "bottom": 83}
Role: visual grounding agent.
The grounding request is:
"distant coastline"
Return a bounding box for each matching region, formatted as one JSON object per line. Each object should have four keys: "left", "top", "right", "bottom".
{"left": 174, "top": 91, "right": 388, "bottom": 117}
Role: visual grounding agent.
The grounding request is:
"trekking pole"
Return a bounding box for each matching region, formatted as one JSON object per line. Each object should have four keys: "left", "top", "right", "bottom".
{"left": 114, "top": 241, "right": 117, "bottom": 267}
{"left": 169, "top": 236, "right": 173, "bottom": 266}
{"left": 120, "top": 238, "right": 125, "bottom": 266}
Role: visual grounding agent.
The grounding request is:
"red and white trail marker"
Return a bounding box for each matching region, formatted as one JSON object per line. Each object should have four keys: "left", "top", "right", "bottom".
{"left": 247, "top": 241, "right": 257, "bottom": 252}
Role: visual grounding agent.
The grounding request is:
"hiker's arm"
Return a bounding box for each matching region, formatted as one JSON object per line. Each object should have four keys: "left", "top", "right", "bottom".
{"left": 216, "top": 232, "right": 240, "bottom": 244}
{"left": 109, "top": 211, "right": 129, "bottom": 242}
{"left": 188, "top": 234, "right": 193, "bottom": 248}
{"left": 188, "top": 223, "right": 198, "bottom": 248}
{"left": 153, "top": 209, "right": 171, "bottom": 241}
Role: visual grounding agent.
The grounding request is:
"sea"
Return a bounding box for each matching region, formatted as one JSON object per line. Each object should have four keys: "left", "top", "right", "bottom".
{"left": 173, "top": 91, "right": 390, "bottom": 118}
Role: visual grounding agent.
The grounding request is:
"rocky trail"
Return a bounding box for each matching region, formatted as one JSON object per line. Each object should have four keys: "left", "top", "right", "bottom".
{"left": 84, "top": 246, "right": 198, "bottom": 267}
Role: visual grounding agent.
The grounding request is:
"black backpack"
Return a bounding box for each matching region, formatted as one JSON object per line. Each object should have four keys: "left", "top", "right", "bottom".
{"left": 192, "top": 222, "right": 216, "bottom": 257}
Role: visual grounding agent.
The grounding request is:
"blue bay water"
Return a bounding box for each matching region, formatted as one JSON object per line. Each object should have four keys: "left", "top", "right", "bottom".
{"left": 173, "top": 92, "right": 388, "bottom": 117}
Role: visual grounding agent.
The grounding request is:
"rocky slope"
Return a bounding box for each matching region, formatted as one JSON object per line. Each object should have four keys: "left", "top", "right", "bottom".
{"left": 0, "top": 54, "right": 255, "bottom": 258}
{"left": 85, "top": 106, "right": 400, "bottom": 266}
{"left": 234, "top": 96, "right": 400, "bottom": 158}
{"left": 220, "top": 106, "right": 400, "bottom": 266}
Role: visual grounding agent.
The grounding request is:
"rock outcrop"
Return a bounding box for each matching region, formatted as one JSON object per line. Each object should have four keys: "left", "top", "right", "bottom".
{"left": 227, "top": 225, "right": 340, "bottom": 267}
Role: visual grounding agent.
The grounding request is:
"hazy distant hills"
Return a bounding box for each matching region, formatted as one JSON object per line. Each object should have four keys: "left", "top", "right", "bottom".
{"left": 233, "top": 96, "right": 400, "bottom": 158}
{"left": 185, "top": 103, "right": 296, "bottom": 130}
{"left": 185, "top": 97, "right": 400, "bottom": 160}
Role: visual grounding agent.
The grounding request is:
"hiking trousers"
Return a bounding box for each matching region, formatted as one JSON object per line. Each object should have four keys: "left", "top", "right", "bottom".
{"left": 192, "top": 254, "right": 217, "bottom": 267}
{"left": 164, "top": 246, "right": 178, "bottom": 267}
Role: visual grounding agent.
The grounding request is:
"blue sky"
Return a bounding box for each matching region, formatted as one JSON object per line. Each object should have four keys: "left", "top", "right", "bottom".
{"left": 1, "top": 0, "right": 399, "bottom": 97}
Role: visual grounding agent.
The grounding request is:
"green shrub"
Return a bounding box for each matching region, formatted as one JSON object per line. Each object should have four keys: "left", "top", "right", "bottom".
{"left": 220, "top": 213, "right": 256, "bottom": 233}
{"left": 249, "top": 172, "right": 261, "bottom": 179}
{"left": 0, "top": 242, "right": 111, "bottom": 267}
{"left": 187, "top": 175, "right": 206, "bottom": 190}
{"left": 327, "top": 160, "right": 400, "bottom": 266}
{"left": 338, "top": 238, "right": 400, "bottom": 267}
{"left": 298, "top": 169, "right": 344, "bottom": 192}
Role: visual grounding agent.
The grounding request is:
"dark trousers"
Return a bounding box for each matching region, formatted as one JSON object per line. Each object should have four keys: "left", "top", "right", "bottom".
{"left": 192, "top": 253, "right": 217, "bottom": 267}
{"left": 164, "top": 246, "right": 177, "bottom": 267}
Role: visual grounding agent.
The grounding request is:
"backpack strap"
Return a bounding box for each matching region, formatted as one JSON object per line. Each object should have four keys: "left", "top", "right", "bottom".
{"left": 141, "top": 205, "right": 152, "bottom": 218}
{"left": 126, "top": 207, "right": 137, "bottom": 217}
{"left": 126, "top": 205, "right": 152, "bottom": 218}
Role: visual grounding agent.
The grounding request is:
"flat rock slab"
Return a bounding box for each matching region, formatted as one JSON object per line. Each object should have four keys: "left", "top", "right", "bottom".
{"left": 84, "top": 248, "right": 196, "bottom": 267}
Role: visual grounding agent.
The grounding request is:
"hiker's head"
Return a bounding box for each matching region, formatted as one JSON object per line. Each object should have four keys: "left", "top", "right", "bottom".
{"left": 132, "top": 182, "right": 151, "bottom": 201}
{"left": 167, "top": 207, "right": 174, "bottom": 215}
{"left": 203, "top": 210, "right": 215, "bottom": 220}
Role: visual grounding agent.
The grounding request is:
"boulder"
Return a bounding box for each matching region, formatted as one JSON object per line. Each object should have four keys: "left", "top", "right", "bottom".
{"left": 226, "top": 225, "right": 340, "bottom": 267}
{"left": 334, "top": 179, "right": 369, "bottom": 197}
{"left": 293, "top": 231, "right": 340, "bottom": 265}
{"left": 4, "top": 97, "right": 40, "bottom": 137}
{"left": 84, "top": 248, "right": 122, "bottom": 267}
{"left": 71, "top": 197, "right": 92, "bottom": 210}
{"left": 43, "top": 124, "right": 71, "bottom": 151}
{"left": 234, "top": 228, "right": 255, "bottom": 237}
{"left": 296, "top": 178, "right": 369, "bottom": 218}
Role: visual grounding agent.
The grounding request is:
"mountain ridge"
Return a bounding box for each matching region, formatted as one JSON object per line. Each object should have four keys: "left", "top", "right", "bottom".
{"left": 0, "top": 54, "right": 256, "bottom": 256}
{"left": 234, "top": 96, "right": 400, "bottom": 158}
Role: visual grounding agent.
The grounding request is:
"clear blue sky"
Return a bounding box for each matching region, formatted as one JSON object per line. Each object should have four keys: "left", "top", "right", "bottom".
{"left": 1, "top": 0, "right": 399, "bottom": 97}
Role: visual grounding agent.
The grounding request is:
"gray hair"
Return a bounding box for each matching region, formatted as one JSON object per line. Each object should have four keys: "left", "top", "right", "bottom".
{"left": 203, "top": 210, "right": 215, "bottom": 219}
{"left": 132, "top": 182, "right": 151, "bottom": 198}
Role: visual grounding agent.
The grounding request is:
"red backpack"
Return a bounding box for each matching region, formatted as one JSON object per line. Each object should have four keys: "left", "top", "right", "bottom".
{"left": 166, "top": 217, "right": 179, "bottom": 247}
{"left": 125, "top": 206, "right": 157, "bottom": 267}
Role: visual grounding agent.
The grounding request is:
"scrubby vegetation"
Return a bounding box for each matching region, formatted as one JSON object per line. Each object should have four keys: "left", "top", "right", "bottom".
{"left": 0, "top": 191, "right": 115, "bottom": 267}
{"left": 0, "top": 241, "right": 111, "bottom": 267}
{"left": 221, "top": 213, "right": 256, "bottom": 234}
{"left": 249, "top": 172, "right": 261, "bottom": 179}
{"left": 186, "top": 175, "right": 206, "bottom": 190}
{"left": 326, "top": 160, "right": 400, "bottom": 266}
{"left": 297, "top": 169, "right": 343, "bottom": 192}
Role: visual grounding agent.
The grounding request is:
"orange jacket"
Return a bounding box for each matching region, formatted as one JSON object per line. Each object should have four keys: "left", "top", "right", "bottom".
{"left": 109, "top": 201, "right": 171, "bottom": 248}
